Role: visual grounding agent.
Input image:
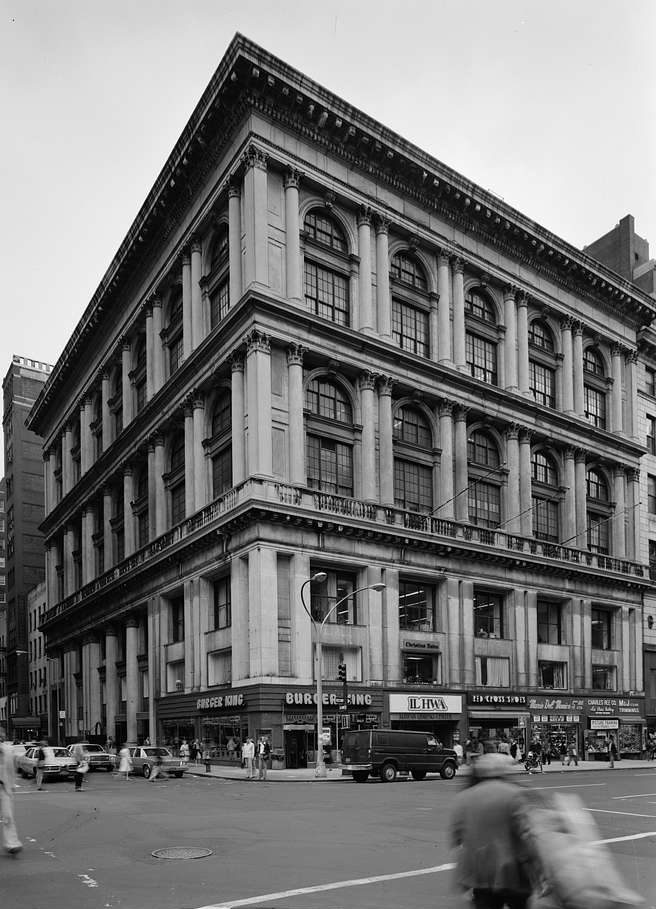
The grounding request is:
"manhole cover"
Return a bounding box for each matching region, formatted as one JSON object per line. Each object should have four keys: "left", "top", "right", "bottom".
{"left": 152, "top": 846, "right": 213, "bottom": 860}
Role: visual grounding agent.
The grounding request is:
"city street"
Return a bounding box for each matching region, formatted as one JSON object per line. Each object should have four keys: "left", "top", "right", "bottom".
{"left": 2, "top": 767, "right": 656, "bottom": 909}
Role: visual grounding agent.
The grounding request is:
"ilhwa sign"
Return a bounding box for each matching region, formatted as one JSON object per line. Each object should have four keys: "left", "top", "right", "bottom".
{"left": 389, "top": 694, "right": 463, "bottom": 714}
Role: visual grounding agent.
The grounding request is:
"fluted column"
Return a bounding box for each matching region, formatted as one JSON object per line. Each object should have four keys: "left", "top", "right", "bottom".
{"left": 153, "top": 436, "right": 166, "bottom": 536}
{"left": 184, "top": 399, "right": 195, "bottom": 516}
{"left": 284, "top": 168, "right": 302, "bottom": 301}
{"left": 101, "top": 370, "right": 112, "bottom": 450}
{"left": 102, "top": 487, "right": 113, "bottom": 571}
{"left": 190, "top": 238, "right": 203, "bottom": 348}
{"left": 125, "top": 619, "right": 139, "bottom": 744}
{"left": 517, "top": 293, "right": 530, "bottom": 396}
{"left": 438, "top": 401, "right": 455, "bottom": 519}
{"left": 359, "top": 371, "right": 377, "bottom": 502}
{"left": 123, "top": 466, "right": 136, "bottom": 556}
{"left": 228, "top": 182, "right": 242, "bottom": 306}
{"left": 246, "top": 330, "right": 273, "bottom": 477}
{"left": 437, "top": 252, "right": 452, "bottom": 364}
{"left": 375, "top": 216, "right": 391, "bottom": 337}
{"left": 503, "top": 286, "right": 518, "bottom": 391}
{"left": 563, "top": 448, "right": 576, "bottom": 545}
{"left": 519, "top": 429, "right": 533, "bottom": 536}
{"left": 560, "top": 318, "right": 574, "bottom": 413}
{"left": 505, "top": 426, "right": 520, "bottom": 534}
{"left": 145, "top": 302, "right": 155, "bottom": 400}
{"left": 121, "top": 339, "right": 133, "bottom": 427}
{"left": 629, "top": 468, "right": 641, "bottom": 561}
{"left": 193, "top": 394, "right": 207, "bottom": 509}
{"left": 151, "top": 296, "right": 164, "bottom": 394}
{"left": 242, "top": 145, "right": 269, "bottom": 288}
{"left": 287, "top": 345, "right": 305, "bottom": 485}
{"left": 104, "top": 627, "right": 118, "bottom": 743}
{"left": 81, "top": 506, "right": 95, "bottom": 585}
{"left": 452, "top": 258, "right": 466, "bottom": 370}
{"left": 230, "top": 352, "right": 246, "bottom": 485}
{"left": 453, "top": 405, "right": 468, "bottom": 522}
{"left": 574, "top": 450, "right": 587, "bottom": 549}
{"left": 378, "top": 376, "right": 394, "bottom": 506}
{"left": 573, "top": 322, "right": 584, "bottom": 418}
{"left": 612, "top": 466, "right": 626, "bottom": 558}
{"left": 357, "top": 208, "right": 373, "bottom": 333}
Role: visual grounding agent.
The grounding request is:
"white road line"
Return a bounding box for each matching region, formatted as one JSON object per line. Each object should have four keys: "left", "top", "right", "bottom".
{"left": 613, "top": 792, "right": 656, "bottom": 799}
{"left": 525, "top": 783, "right": 606, "bottom": 791}
{"left": 588, "top": 808, "right": 656, "bottom": 818}
{"left": 592, "top": 831, "right": 656, "bottom": 845}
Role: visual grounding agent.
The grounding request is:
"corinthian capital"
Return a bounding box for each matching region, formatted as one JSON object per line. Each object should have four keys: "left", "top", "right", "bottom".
{"left": 286, "top": 343, "right": 304, "bottom": 367}
{"left": 283, "top": 167, "right": 302, "bottom": 190}
{"left": 242, "top": 144, "right": 268, "bottom": 171}
{"left": 246, "top": 329, "right": 270, "bottom": 355}
{"left": 358, "top": 370, "right": 377, "bottom": 392}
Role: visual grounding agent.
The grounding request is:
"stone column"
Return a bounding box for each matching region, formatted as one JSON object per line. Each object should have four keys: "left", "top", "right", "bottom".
{"left": 82, "top": 636, "right": 101, "bottom": 737}
{"left": 63, "top": 424, "right": 74, "bottom": 495}
{"left": 525, "top": 590, "right": 538, "bottom": 687}
{"left": 438, "top": 401, "right": 455, "bottom": 519}
{"left": 48, "top": 449, "right": 57, "bottom": 512}
{"left": 437, "top": 252, "right": 452, "bottom": 364}
{"left": 191, "top": 238, "right": 203, "bottom": 348}
{"left": 612, "top": 465, "right": 626, "bottom": 558}
{"left": 611, "top": 343, "right": 623, "bottom": 434}
{"left": 151, "top": 296, "right": 164, "bottom": 394}
{"left": 626, "top": 350, "right": 638, "bottom": 439}
{"left": 503, "top": 286, "right": 518, "bottom": 391}
{"left": 184, "top": 398, "right": 195, "bottom": 516}
{"left": 230, "top": 352, "right": 246, "bottom": 485}
{"left": 378, "top": 376, "right": 394, "bottom": 506}
{"left": 560, "top": 318, "right": 574, "bottom": 413}
{"left": 575, "top": 449, "right": 587, "bottom": 549}
{"left": 147, "top": 599, "right": 159, "bottom": 740}
{"left": 47, "top": 541, "right": 58, "bottom": 601}
{"left": 246, "top": 330, "right": 273, "bottom": 477}
{"left": 287, "top": 345, "right": 305, "bottom": 485}
{"left": 242, "top": 145, "right": 269, "bottom": 288}
{"left": 147, "top": 439, "right": 157, "bottom": 541}
{"left": 153, "top": 435, "right": 166, "bottom": 536}
{"left": 359, "top": 371, "right": 377, "bottom": 502}
{"left": 228, "top": 182, "right": 242, "bottom": 306}
{"left": 519, "top": 429, "right": 533, "bottom": 536}
{"left": 102, "top": 487, "right": 113, "bottom": 571}
{"left": 629, "top": 468, "right": 641, "bottom": 561}
{"left": 183, "top": 580, "right": 194, "bottom": 692}
{"left": 63, "top": 525, "right": 76, "bottom": 596}
{"left": 505, "top": 426, "right": 521, "bottom": 534}
{"left": 284, "top": 168, "right": 302, "bottom": 301}
{"left": 125, "top": 619, "right": 139, "bottom": 745}
{"left": 123, "top": 466, "right": 136, "bottom": 557}
{"left": 573, "top": 322, "right": 585, "bottom": 418}
{"left": 429, "top": 292, "right": 439, "bottom": 363}
{"left": 181, "top": 248, "right": 192, "bottom": 360}
{"left": 81, "top": 506, "right": 95, "bottom": 585}
{"left": 145, "top": 301, "right": 155, "bottom": 400}
{"left": 248, "top": 546, "right": 279, "bottom": 677}
{"left": 80, "top": 398, "right": 91, "bottom": 474}
{"left": 517, "top": 293, "right": 530, "bottom": 396}
{"left": 104, "top": 627, "right": 118, "bottom": 743}
{"left": 357, "top": 208, "right": 373, "bottom": 333}
{"left": 375, "top": 215, "right": 391, "bottom": 337}
{"left": 121, "top": 339, "right": 133, "bottom": 427}
{"left": 563, "top": 448, "right": 576, "bottom": 545}
{"left": 453, "top": 405, "right": 469, "bottom": 522}
{"left": 446, "top": 577, "right": 462, "bottom": 685}
{"left": 193, "top": 393, "right": 207, "bottom": 509}
{"left": 452, "top": 257, "right": 466, "bottom": 370}
{"left": 101, "top": 370, "right": 112, "bottom": 450}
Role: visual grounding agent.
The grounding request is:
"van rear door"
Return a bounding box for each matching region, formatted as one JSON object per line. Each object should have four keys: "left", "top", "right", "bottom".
{"left": 342, "top": 730, "right": 371, "bottom": 766}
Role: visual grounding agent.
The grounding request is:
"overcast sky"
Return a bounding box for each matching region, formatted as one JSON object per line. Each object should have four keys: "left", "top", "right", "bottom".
{"left": 2, "top": 0, "right": 655, "bottom": 433}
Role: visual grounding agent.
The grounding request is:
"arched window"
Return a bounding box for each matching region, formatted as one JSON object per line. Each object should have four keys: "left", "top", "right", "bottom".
{"left": 393, "top": 406, "right": 433, "bottom": 513}
{"left": 209, "top": 225, "right": 230, "bottom": 329}
{"left": 165, "top": 293, "right": 184, "bottom": 376}
{"left": 305, "top": 377, "right": 354, "bottom": 496}
{"left": 529, "top": 320, "right": 556, "bottom": 407}
{"left": 583, "top": 348, "right": 607, "bottom": 429}
{"left": 467, "top": 431, "right": 501, "bottom": 528}
{"left": 168, "top": 431, "right": 185, "bottom": 526}
{"left": 465, "top": 287, "right": 498, "bottom": 385}
{"left": 209, "top": 392, "right": 232, "bottom": 498}
{"left": 391, "top": 251, "right": 430, "bottom": 357}
{"left": 586, "top": 467, "right": 610, "bottom": 554}
{"left": 303, "top": 209, "right": 349, "bottom": 326}
{"left": 531, "top": 451, "right": 559, "bottom": 542}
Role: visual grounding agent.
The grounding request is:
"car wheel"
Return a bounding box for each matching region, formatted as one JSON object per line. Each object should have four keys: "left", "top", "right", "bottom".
{"left": 352, "top": 771, "right": 369, "bottom": 783}
{"left": 143, "top": 764, "right": 151, "bottom": 779}
{"left": 410, "top": 770, "right": 426, "bottom": 781}
{"left": 380, "top": 762, "right": 397, "bottom": 783}
{"left": 440, "top": 762, "right": 456, "bottom": 780}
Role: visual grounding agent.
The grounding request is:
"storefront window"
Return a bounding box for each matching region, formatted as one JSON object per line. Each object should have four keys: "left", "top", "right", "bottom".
{"left": 619, "top": 724, "right": 642, "bottom": 755}
{"left": 402, "top": 653, "right": 439, "bottom": 684}
{"left": 161, "top": 719, "right": 196, "bottom": 754}
{"left": 200, "top": 717, "right": 248, "bottom": 760}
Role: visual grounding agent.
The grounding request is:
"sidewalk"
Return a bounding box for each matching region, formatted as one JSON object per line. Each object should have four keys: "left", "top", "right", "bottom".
{"left": 185, "top": 757, "right": 654, "bottom": 783}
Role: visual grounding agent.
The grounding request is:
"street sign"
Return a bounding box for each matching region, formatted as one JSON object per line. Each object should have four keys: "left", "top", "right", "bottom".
{"left": 58, "top": 710, "right": 66, "bottom": 719}
{"left": 321, "top": 727, "right": 331, "bottom": 745}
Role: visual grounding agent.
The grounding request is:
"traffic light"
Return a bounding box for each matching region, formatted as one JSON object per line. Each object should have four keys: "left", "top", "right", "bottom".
{"left": 338, "top": 663, "right": 346, "bottom": 682}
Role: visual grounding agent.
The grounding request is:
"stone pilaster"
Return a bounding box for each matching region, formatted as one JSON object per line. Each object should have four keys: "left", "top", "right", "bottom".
{"left": 517, "top": 293, "right": 530, "bottom": 395}
{"left": 191, "top": 237, "right": 203, "bottom": 348}
{"left": 357, "top": 208, "right": 373, "bottom": 333}
{"left": 560, "top": 317, "right": 574, "bottom": 413}
{"left": 359, "top": 371, "right": 377, "bottom": 502}
{"left": 574, "top": 449, "right": 587, "bottom": 549}
{"left": 246, "top": 330, "right": 273, "bottom": 477}
{"left": 378, "top": 376, "right": 394, "bottom": 506}
{"left": 452, "top": 257, "right": 466, "bottom": 370}
{"left": 612, "top": 465, "right": 626, "bottom": 558}
{"left": 573, "top": 322, "right": 584, "bottom": 418}
{"left": 184, "top": 398, "right": 195, "bottom": 516}
{"left": 125, "top": 619, "right": 139, "bottom": 744}
{"left": 375, "top": 215, "right": 391, "bottom": 337}
{"left": 518, "top": 429, "right": 533, "bottom": 536}
{"left": 242, "top": 145, "right": 269, "bottom": 289}
{"left": 437, "top": 252, "right": 452, "bottom": 364}
{"left": 284, "top": 168, "right": 302, "bottom": 301}
{"left": 121, "top": 338, "right": 133, "bottom": 427}
{"left": 151, "top": 296, "right": 164, "bottom": 393}
{"left": 287, "top": 345, "right": 305, "bottom": 485}
{"left": 453, "top": 405, "right": 469, "bottom": 521}
{"left": 438, "top": 401, "right": 455, "bottom": 519}
{"left": 230, "top": 351, "right": 246, "bottom": 485}
{"left": 505, "top": 425, "right": 520, "bottom": 534}
{"left": 611, "top": 343, "right": 623, "bottom": 434}
{"left": 503, "top": 286, "right": 518, "bottom": 391}
{"left": 228, "top": 180, "right": 243, "bottom": 306}
{"left": 193, "top": 393, "right": 207, "bottom": 509}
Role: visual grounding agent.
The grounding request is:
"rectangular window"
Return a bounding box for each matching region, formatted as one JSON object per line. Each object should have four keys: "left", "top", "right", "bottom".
{"left": 137, "top": 512, "right": 149, "bottom": 549}
{"left": 166, "top": 660, "right": 185, "bottom": 693}
{"left": 402, "top": 652, "right": 439, "bottom": 684}
{"left": 304, "top": 261, "right": 349, "bottom": 325}
{"left": 650, "top": 476, "right": 656, "bottom": 514}
{"left": 648, "top": 416, "right": 656, "bottom": 455}
{"left": 538, "top": 661, "right": 567, "bottom": 689}
{"left": 474, "top": 591, "right": 504, "bottom": 638}
{"left": 466, "top": 333, "right": 497, "bottom": 384}
{"left": 210, "top": 279, "right": 230, "bottom": 328}
{"left": 592, "top": 665, "right": 616, "bottom": 691}
{"left": 213, "top": 578, "right": 231, "bottom": 630}
{"left": 306, "top": 435, "right": 353, "bottom": 497}
{"left": 170, "top": 598, "right": 185, "bottom": 643}
{"left": 650, "top": 540, "right": 656, "bottom": 580}
{"left": 391, "top": 299, "right": 429, "bottom": 357}
{"left": 136, "top": 380, "right": 147, "bottom": 414}
{"left": 587, "top": 512, "right": 609, "bottom": 553}
{"left": 533, "top": 497, "right": 559, "bottom": 542}
{"left": 212, "top": 448, "right": 232, "bottom": 498}
{"left": 469, "top": 481, "right": 501, "bottom": 528}
{"left": 323, "top": 646, "right": 361, "bottom": 682}
{"left": 537, "top": 601, "right": 562, "bottom": 644}
{"left": 591, "top": 607, "right": 612, "bottom": 650}
{"left": 647, "top": 368, "right": 656, "bottom": 397}
{"left": 398, "top": 581, "right": 436, "bottom": 631}
{"left": 475, "top": 656, "right": 510, "bottom": 687}
{"left": 530, "top": 361, "right": 555, "bottom": 407}
{"left": 207, "top": 649, "right": 232, "bottom": 687}
{"left": 584, "top": 386, "right": 606, "bottom": 429}
{"left": 169, "top": 334, "right": 183, "bottom": 375}
{"left": 310, "top": 570, "right": 358, "bottom": 625}
{"left": 394, "top": 459, "right": 433, "bottom": 513}
{"left": 170, "top": 481, "right": 185, "bottom": 526}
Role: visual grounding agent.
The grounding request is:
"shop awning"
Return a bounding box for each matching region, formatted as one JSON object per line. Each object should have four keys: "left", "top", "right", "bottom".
{"left": 11, "top": 716, "right": 40, "bottom": 727}
{"left": 469, "top": 711, "right": 530, "bottom": 720}
{"left": 283, "top": 724, "right": 315, "bottom": 731}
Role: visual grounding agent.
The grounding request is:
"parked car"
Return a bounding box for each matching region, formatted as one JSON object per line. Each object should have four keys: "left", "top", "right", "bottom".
{"left": 16, "top": 746, "right": 78, "bottom": 780}
{"left": 342, "top": 728, "right": 459, "bottom": 782}
{"left": 12, "top": 742, "right": 38, "bottom": 769}
{"left": 128, "top": 746, "right": 188, "bottom": 779}
{"left": 66, "top": 743, "right": 116, "bottom": 771}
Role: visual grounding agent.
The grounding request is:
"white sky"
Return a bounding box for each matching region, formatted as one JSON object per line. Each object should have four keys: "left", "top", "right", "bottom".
{"left": 2, "top": 0, "right": 655, "bottom": 435}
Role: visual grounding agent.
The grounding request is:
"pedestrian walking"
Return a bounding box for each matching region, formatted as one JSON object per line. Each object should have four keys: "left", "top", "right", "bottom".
{"left": 257, "top": 736, "right": 271, "bottom": 780}
{"left": 70, "top": 739, "right": 90, "bottom": 791}
{"left": 565, "top": 742, "right": 578, "bottom": 767}
{"left": 242, "top": 736, "right": 255, "bottom": 779}
{"left": 558, "top": 741, "right": 567, "bottom": 766}
{"left": 453, "top": 741, "right": 464, "bottom": 766}
{"left": 189, "top": 739, "right": 198, "bottom": 763}
{"left": 117, "top": 744, "right": 132, "bottom": 780}
{"left": 0, "top": 726, "right": 22, "bottom": 854}
{"left": 451, "top": 753, "right": 531, "bottom": 909}
{"left": 179, "top": 739, "right": 190, "bottom": 764}
{"left": 35, "top": 738, "right": 53, "bottom": 790}
{"left": 149, "top": 750, "right": 164, "bottom": 782}
{"left": 607, "top": 734, "right": 617, "bottom": 769}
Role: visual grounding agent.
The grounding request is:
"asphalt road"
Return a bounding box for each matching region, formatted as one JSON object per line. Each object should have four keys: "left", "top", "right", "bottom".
{"left": 2, "top": 767, "right": 656, "bottom": 909}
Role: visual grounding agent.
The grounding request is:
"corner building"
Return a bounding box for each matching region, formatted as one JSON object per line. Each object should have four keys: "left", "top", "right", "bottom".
{"left": 28, "top": 36, "right": 656, "bottom": 765}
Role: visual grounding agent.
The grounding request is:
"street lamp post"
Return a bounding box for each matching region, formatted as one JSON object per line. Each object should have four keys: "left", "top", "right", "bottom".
{"left": 300, "top": 572, "right": 386, "bottom": 778}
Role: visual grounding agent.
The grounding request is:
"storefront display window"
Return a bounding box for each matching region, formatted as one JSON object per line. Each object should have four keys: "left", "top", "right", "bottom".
{"left": 161, "top": 718, "right": 196, "bottom": 754}
{"left": 618, "top": 724, "right": 642, "bottom": 755}
{"left": 402, "top": 653, "right": 438, "bottom": 684}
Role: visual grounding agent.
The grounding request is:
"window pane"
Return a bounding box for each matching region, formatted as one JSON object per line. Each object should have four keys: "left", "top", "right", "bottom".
{"left": 473, "top": 591, "right": 504, "bottom": 638}
{"left": 532, "top": 452, "right": 557, "bottom": 486}
{"left": 393, "top": 407, "right": 431, "bottom": 448}
{"left": 528, "top": 321, "right": 554, "bottom": 352}
{"left": 585, "top": 386, "right": 606, "bottom": 429}
{"left": 469, "top": 481, "right": 501, "bottom": 528}
{"left": 533, "top": 496, "right": 559, "bottom": 542}
{"left": 170, "top": 481, "right": 185, "bottom": 525}
{"left": 304, "top": 211, "right": 346, "bottom": 251}
{"left": 392, "top": 299, "right": 429, "bottom": 357}
{"left": 475, "top": 656, "right": 510, "bottom": 687}
{"left": 591, "top": 608, "right": 612, "bottom": 649}
{"left": 587, "top": 512, "right": 609, "bottom": 553}
{"left": 304, "top": 261, "right": 349, "bottom": 325}
{"left": 583, "top": 349, "right": 604, "bottom": 376}
{"left": 586, "top": 469, "right": 608, "bottom": 502}
{"left": 465, "top": 290, "right": 496, "bottom": 324}
{"left": 466, "top": 333, "right": 497, "bottom": 384}
{"left": 212, "top": 448, "right": 232, "bottom": 497}
{"left": 305, "top": 379, "right": 352, "bottom": 423}
{"left": 394, "top": 459, "right": 433, "bottom": 512}
{"left": 390, "top": 252, "right": 427, "bottom": 290}
{"left": 213, "top": 578, "right": 231, "bottom": 629}
{"left": 530, "top": 361, "right": 555, "bottom": 407}
{"left": 399, "top": 582, "right": 435, "bottom": 631}
{"left": 306, "top": 435, "right": 353, "bottom": 496}
{"left": 537, "top": 602, "right": 561, "bottom": 644}
{"left": 467, "top": 431, "right": 500, "bottom": 467}
{"left": 210, "top": 279, "right": 230, "bottom": 328}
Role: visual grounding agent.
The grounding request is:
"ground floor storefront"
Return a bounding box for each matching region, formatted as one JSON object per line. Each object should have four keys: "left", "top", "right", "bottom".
{"left": 387, "top": 692, "right": 463, "bottom": 746}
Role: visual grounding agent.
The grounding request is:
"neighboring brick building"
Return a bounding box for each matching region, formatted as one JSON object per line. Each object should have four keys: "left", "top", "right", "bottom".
{"left": 28, "top": 36, "right": 656, "bottom": 763}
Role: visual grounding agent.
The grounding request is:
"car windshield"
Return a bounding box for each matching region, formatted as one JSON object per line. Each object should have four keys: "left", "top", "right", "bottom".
{"left": 84, "top": 745, "right": 104, "bottom": 753}
{"left": 52, "top": 748, "right": 69, "bottom": 757}
{"left": 143, "top": 748, "right": 171, "bottom": 757}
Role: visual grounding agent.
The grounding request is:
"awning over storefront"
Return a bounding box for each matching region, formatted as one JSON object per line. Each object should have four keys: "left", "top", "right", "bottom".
{"left": 469, "top": 711, "right": 530, "bottom": 720}
{"left": 283, "top": 724, "right": 315, "bottom": 731}
{"left": 11, "top": 716, "right": 40, "bottom": 727}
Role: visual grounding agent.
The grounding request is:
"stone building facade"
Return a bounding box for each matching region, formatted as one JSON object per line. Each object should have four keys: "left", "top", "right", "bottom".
{"left": 28, "top": 36, "right": 656, "bottom": 764}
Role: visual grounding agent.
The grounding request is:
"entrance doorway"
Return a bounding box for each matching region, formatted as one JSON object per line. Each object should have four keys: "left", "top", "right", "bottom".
{"left": 284, "top": 727, "right": 311, "bottom": 768}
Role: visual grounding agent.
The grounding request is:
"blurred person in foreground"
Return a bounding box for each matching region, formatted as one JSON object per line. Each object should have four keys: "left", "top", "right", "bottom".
{"left": 450, "top": 752, "right": 531, "bottom": 909}
{"left": 0, "top": 726, "right": 23, "bottom": 854}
